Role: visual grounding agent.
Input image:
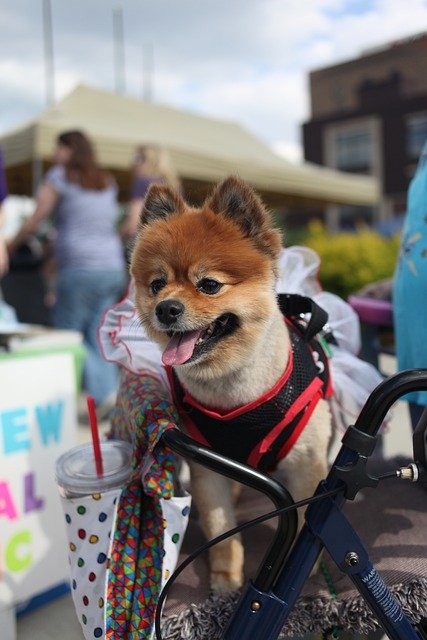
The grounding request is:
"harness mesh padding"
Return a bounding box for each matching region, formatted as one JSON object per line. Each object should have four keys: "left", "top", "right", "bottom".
{"left": 170, "top": 324, "right": 327, "bottom": 471}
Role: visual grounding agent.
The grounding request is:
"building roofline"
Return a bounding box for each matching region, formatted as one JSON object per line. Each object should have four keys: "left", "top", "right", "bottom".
{"left": 310, "top": 30, "right": 427, "bottom": 77}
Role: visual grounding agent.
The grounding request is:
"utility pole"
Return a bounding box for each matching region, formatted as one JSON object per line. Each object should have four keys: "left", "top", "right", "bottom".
{"left": 142, "top": 42, "right": 154, "bottom": 101}
{"left": 113, "top": 4, "right": 126, "bottom": 94}
{"left": 42, "top": 0, "right": 55, "bottom": 106}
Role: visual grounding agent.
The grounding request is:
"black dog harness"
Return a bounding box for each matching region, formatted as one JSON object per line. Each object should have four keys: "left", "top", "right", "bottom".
{"left": 166, "top": 294, "right": 333, "bottom": 472}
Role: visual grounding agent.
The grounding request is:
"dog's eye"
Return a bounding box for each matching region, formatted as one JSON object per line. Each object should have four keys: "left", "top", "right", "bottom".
{"left": 197, "top": 278, "right": 223, "bottom": 295}
{"left": 150, "top": 278, "right": 167, "bottom": 295}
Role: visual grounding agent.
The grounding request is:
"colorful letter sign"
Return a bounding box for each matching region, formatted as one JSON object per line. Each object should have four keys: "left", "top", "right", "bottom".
{"left": 0, "top": 352, "right": 77, "bottom": 607}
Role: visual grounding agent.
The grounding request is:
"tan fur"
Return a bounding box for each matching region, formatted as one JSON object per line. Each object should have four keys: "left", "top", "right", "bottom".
{"left": 131, "top": 176, "right": 332, "bottom": 591}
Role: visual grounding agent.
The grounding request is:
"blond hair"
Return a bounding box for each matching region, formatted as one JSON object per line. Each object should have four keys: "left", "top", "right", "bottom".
{"left": 132, "top": 144, "right": 181, "bottom": 191}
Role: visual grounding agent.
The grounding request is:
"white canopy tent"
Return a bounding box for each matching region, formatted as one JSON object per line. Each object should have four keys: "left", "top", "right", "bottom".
{"left": 1, "top": 84, "right": 379, "bottom": 207}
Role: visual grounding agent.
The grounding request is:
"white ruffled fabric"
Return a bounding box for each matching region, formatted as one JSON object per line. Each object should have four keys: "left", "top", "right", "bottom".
{"left": 99, "top": 246, "right": 385, "bottom": 432}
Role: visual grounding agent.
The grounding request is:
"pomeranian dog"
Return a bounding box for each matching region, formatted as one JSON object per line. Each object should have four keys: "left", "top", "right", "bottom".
{"left": 131, "top": 176, "right": 332, "bottom": 591}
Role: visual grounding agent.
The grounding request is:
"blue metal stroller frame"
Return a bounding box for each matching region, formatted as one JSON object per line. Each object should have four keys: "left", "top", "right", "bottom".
{"left": 159, "top": 369, "right": 427, "bottom": 640}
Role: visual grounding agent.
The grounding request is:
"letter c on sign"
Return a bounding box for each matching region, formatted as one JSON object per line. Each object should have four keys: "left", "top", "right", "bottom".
{"left": 6, "top": 530, "right": 32, "bottom": 573}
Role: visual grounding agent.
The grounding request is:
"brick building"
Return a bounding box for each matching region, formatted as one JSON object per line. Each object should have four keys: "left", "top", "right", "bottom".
{"left": 303, "top": 31, "right": 427, "bottom": 231}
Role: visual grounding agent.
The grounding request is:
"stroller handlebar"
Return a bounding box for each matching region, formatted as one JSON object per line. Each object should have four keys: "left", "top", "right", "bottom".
{"left": 354, "top": 369, "right": 427, "bottom": 437}
{"left": 162, "top": 428, "right": 298, "bottom": 591}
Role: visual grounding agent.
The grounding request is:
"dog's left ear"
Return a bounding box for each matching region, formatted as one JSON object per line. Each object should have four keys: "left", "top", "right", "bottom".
{"left": 207, "top": 176, "right": 282, "bottom": 258}
{"left": 140, "top": 184, "right": 184, "bottom": 226}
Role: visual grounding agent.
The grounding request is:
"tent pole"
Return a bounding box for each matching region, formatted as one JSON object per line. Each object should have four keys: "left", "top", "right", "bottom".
{"left": 113, "top": 4, "right": 126, "bottom": 94}
{"left": 142, "top": 42, "right": 154, "bottom": 102}
{"left": 43, "top": 0, "right": 55, "bottom": 106}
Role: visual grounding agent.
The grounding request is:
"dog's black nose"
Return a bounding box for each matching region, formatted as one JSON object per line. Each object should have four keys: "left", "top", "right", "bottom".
{"left": 155, "top": 299, "right": 185, "bottom": 326}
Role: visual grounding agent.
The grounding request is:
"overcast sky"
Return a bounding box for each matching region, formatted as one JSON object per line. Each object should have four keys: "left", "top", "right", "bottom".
{"left": 2, "top": 0, "right": 427, "bottom": 162}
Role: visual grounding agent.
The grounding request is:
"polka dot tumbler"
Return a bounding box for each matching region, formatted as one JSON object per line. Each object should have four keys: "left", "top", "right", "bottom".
{"left": 56, "top": 441, "right": 133, "bottom": 640}
{"left": 56, "top": 441, "right": 191, "bottom": 640}
{"left": 61, "top": 489, "right": 121, "bottom": 640}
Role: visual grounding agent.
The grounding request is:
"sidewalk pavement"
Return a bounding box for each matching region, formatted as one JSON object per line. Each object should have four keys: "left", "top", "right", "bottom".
{"left": 16, "top": 355, "right": 414, "bottom": 640}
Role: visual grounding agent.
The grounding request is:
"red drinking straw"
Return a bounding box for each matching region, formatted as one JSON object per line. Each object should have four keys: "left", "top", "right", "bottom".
{"left": 87, "top": 396, "right": 104, "bottom": 478}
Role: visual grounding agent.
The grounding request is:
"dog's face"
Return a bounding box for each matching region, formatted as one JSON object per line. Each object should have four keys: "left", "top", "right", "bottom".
{"left": 130, "top": 176, "right": 282, "bottom": 379}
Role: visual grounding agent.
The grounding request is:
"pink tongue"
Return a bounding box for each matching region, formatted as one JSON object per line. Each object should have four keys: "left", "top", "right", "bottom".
{"left": 162, "top": 329, "right": 204, "bottom": 366}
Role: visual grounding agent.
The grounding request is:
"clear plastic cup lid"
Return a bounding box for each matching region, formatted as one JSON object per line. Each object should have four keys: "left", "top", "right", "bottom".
{"left": 55, "top": 440, "right": 133, "bottom": 495}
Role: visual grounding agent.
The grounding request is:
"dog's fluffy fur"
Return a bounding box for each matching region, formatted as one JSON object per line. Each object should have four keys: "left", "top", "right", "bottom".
{"left": 131, "top": 176, "right": 332, "bottom": 591}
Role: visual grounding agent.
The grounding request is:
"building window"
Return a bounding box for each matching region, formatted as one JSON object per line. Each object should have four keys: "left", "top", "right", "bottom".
{"left": 406, "top": 113, "right": 427, "bottom": 160}
{"left": 335, "top": 129, "right": 372, "bottom": 173}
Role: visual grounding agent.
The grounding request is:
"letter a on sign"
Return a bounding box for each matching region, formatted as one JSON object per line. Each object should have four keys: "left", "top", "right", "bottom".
{"left": 0, "top": 481, "right": 19, "bottom": 520}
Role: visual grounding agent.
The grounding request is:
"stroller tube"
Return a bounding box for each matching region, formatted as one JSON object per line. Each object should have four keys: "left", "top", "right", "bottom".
{"left": 354, "top": 369, "right": 427, "bottom": 436}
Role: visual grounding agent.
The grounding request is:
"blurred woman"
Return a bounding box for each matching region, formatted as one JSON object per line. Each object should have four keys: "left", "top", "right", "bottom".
{"left": 8, "top": 130, "right": 126, "bottom": 413}
{"left": 121, "top": 144, "right": 181, "bottom": 244}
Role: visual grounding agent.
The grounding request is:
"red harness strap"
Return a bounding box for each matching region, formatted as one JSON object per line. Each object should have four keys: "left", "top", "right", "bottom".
{"left": 165, "top": 317, "right": 332, "bottom": 471}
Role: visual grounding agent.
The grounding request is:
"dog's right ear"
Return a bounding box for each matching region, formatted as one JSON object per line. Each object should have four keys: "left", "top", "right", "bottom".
{"left": 140, "top": 184, "right": 184, "bottom": 226}
{"left": 207, "top": 176, "right": 282, "bottom": 259}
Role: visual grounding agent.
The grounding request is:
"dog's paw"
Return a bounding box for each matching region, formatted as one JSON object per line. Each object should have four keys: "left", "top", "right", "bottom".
{"left": 209, "top": 537, "right": 244, "bottom": 592}
{"left": 210, "top": 569, "right": 243, "bottom": 592}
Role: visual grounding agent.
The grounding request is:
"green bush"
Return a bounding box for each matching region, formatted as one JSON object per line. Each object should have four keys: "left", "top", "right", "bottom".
{"left": 302, "top": 221, "right": 400, "bottom": 299}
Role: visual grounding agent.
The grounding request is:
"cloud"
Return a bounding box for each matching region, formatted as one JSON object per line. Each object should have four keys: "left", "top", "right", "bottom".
{"left": 1, "top": 0, "right": 427, "bottom": 163}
